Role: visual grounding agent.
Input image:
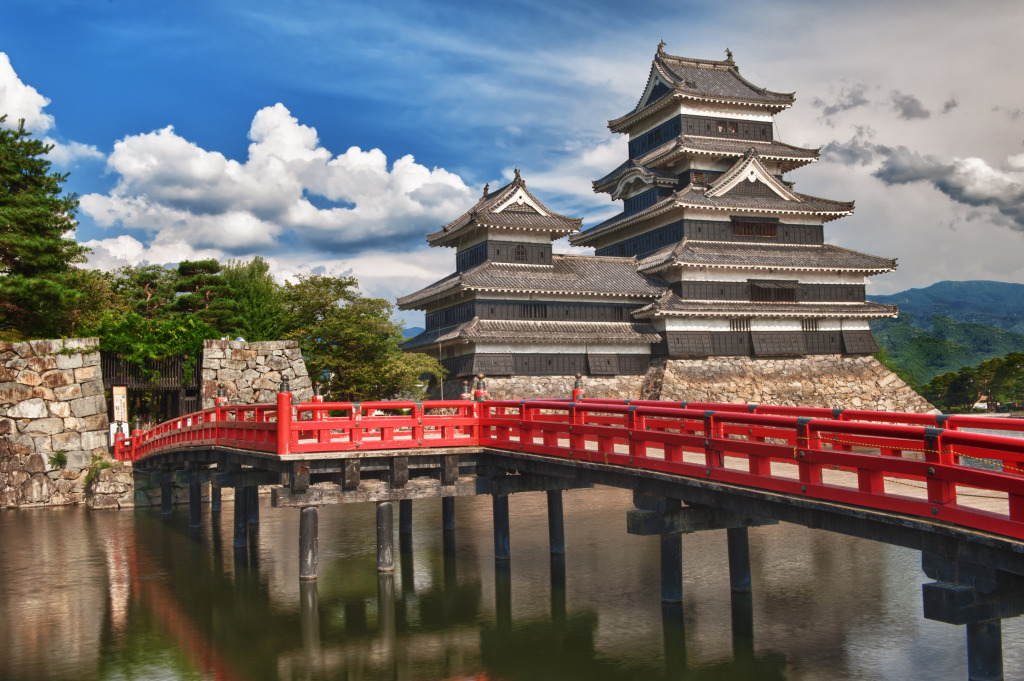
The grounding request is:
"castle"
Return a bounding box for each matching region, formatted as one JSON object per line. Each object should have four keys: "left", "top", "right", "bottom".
{"left": 399, "top": 44, "right": 929, "bottom": 410}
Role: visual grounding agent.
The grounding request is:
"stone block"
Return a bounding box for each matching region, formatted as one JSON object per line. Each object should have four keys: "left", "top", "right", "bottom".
{"left": 33, "top": 436, "right": 52, "bottom": 452}
{"left": 63, "top": 417, "right": 82, "bottom": 432}
{"left": 52, "top": 431, "right": 82, "bottom": 451}
{"left": 242, "top": 368, "right": 258, "bottom": 380}
{"left": 282, "top": 367, "right": 295, "bottom": 380}
{"left": 73, "top": 365, "right": 99, "bottom": 382}
{"left": 0, "top": 381, "right": 32, "bottom": 405}
{"left": 220, "top": 359, "right": 246, "bottom": 371}
{"left": 40, "top": 369, "right": 74, "bottom": 388}
{"left": 25, "top": 453, "right": 46, "bottom": 474}
{"left": 54, "top": 384, "right": 82, "bottom": 400}
{"left": 16, "top": 370, "right": 42, "bottom": 387}
{"left": 0, "top": 418, "right": 14, "bottom": 434}
{"left": 292, "top": 362, "right": 308, "bottom": 377}
{"left": 217, "top": 369, "right": 243, "bottom": 382}
{"left": 27, "top": 356, "right": 57, "bottom": 372}
{"left": 81, "top": 352, "right": 100, "bottom": 366}
{"left": 22, "top": 473, "right": 52, "bottom": 503}
{"left": 230, "top": 349, "right": 258, "bottom": 361}
{"left": 54, "top": 353, "right": 83, "bottom": 370}
{"left": 87, "top": 494, "right": 119, "bottom": 510}
{"left": 31, "top": 386, "right": 55, "bottom": 401}
{"left": 82, "top": 414, "right": 108, "bottom": 431}
{"left": 266, "top": 355, "right": 290, "bottom": 370}
{"left": 284, "top": 348, "right": 302, "bottom": 360}
{"left": 202, "top": 369, "right": 217, "bottom": 381}
{"left": 0, "top": 366, "right": 16, "bottom": 382}
{"left": 29, "top": 339, "right": 62, "bottom": 355}
{"left": 0, "top": 487, "right": 24, "bottom": 508}
{"left": 21, "top": 418, "right": 64, "bottom": 435}
{"left": 81, "top": 379, "right": 105, "bottom": 397}
{"left": 291, "top": 375, "right": 312, "bottom": 390}
{"left": 0, "top": 455, "right": 22, "bottom": 473}
{"left": 11, "top": 342, "right": 32, "bottom": 358}
{"left": 3, "top": 434, "right": 33, "bottom": 456}
{"left": 71, "top": 394, "right": 106, "bottom": 418}
{"left": 48, "top": 401, "right": 71, "bottom": 418}
{"left": 253, "top": 341, "right": 288, "bottom": 351}
{"left": 202, "top": 357, "right": 221, "bottom": 370}
{"left": 80, "top": 430, "right": 108, "bottom": 450}
{"left": 252, "top": 376, "right": 279, "bottom": 391}
{"left": 203, "top": 339, "right": 231, "bottom": 350}
{"left": 65, "top": 450, "right": 91, "bottom": 470}
{"left": 10, "top": 398, "right": 48, "bottom": 419}
{"left": 63, "top": 337, "right": 99, "bottom": 351}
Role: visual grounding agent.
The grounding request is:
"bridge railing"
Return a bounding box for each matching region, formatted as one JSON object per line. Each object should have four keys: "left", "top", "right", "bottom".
{"left": 479, "top": 400, "right": 1024, "bottom": 540}
{"left": 114, "top": 393, "right": 481, "bottom": 462}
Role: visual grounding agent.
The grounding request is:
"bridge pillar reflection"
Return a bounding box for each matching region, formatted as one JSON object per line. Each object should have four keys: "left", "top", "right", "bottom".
{"left": 233, "top": 488, "right": 248, "bottom": 548}
{"left": 442, "top": 496, "right": 456, "bottom": 531}
{"left": 161, "top": 479, "right": 173, "bottom": 515}
{"left": 247, "top": 487, "right": 260, "bottom": 525}
{"left": 547, "top": 490, "right": 565, "bottom": 555}
{"left": 299, "top": 506, "right": 318, "bottom": 580}
{"left": 493, "top": 494, "right": 511, "bottom": 561}
{"left": 377, "top": 500, "right": 394, "bottom": 572}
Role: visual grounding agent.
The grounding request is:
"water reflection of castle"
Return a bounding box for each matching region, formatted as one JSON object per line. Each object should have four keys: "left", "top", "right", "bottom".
{"left": 400, "top": 44, "right": 897, "bottom": 381}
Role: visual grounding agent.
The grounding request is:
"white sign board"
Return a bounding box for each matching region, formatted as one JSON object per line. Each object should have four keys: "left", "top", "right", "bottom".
{"left": 112, "top": 386, "right": 128, "bottom": 423}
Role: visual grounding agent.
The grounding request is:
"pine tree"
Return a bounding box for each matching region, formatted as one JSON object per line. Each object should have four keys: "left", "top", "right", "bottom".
{"left": 0, "top": 116, "right": 88, "bottom": 338}
{"left": 173, "top": 258, "right": 245, "bottom": 336}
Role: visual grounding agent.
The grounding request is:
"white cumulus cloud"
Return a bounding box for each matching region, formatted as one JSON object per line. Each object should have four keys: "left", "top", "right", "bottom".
{"left": 81, "top": 103, "right": 474, "bottom": 259}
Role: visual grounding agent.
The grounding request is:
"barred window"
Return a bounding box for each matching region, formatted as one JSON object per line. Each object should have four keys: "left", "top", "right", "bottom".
{"left": 802, "top": 319, "right": 819, "bottom": 332}
{"left": 730, "top": 318, "right": 751, "bottom": 332}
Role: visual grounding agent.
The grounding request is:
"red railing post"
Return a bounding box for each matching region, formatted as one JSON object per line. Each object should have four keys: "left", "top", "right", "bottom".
{"left": 796, "top": 418, "right": 822, "bottom": 486}
{"left": 571, "top": 373, "right": 585, "bottom": 402}
{"left": 924, "top": 427, "right": 956, "bottom": 506}
{"left": 277, "top": 387, "right": 293, "bottom": 456}
{"left": 703, "top": 411, "right": 722, "bottom": 470}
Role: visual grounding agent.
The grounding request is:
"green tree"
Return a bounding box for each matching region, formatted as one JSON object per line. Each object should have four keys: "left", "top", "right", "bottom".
{"left": 111, "top": 263, "right": 179, "bottom": 319}
{"left": 221, "top": 256, "right": 287, "bottom": 341}
{"left": 0, "top": 116, "right": 88, "bottom": 338}
{"left": 283, "top": 274, "right": 444, "bottom": 401}
{"left": 173, "top": 259, "right": 245, "bottom": 335}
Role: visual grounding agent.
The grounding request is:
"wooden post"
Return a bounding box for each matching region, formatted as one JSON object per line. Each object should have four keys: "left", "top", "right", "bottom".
{"left": 189, "top": 477, "right": 201, "bottom": 528}
{"left": 727, "top": 526, "right": 752, "bottom": 593}
{"left": 161, "top": 480, "right": 172, "bottom": 515}
{"left": 300, "top": 506, "right": 319, "bottom": 580}
{"left": 546, "top": 489, "right": 565, "bottom": 555}
{"left": 211, "top": 484, "right": 221, "bottom": 512}
{"left": 233, "top": 489, "right": 248, "bottom": 548}
{"left": 967, "top": 620, "right": 1003, "bottom": 681}
{"left": 377, "top": 501, "right": 394, "bottom": 572}
{"left": 661, "top": 498, "right": 683, "bottom": 603}
{"left": 247, "top": 486, "right": 260, "bottom": 525}
{"left": 442, "top": 496, "right": 455, "bottom": 531}
{"left": 493, "top": 494, "right": 510, "bottom": 561}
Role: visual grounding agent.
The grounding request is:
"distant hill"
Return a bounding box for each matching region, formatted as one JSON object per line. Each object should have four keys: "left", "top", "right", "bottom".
{"left": 869, "top": 280, "right": 1024, "bottom": 334}
{"left": 403, "top": 326, "right": 424, "bottom": 340}
{"left": 868, "top": 281, "right": 1024, "bottom": 386}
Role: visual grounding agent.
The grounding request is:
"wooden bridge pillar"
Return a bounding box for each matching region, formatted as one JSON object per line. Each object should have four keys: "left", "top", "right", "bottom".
{"left": 546, "top": 489, "right": 565, "bottom": 555}
{"left": 377, "top": 501, "right": 394, "bottom": 572}
{"left": 233, "top": 488, "right": 248, "bottom": 548}
{"left": 299, "top": 506, "right": 318, "bottom": 580}
{"left": 727, "top": 526, "right": 752, "bottom": 593}
{"left": 660, "top": 527, "right": 683, "bottom": 603}
{"left": 189, "top": 477, "right": 202, "bottom": 528}
{"left": 247, "top": 486, "right": 260, "bottom": 525}
{"left": 211, "top": 484, "right": 221, "bottom": 512}
{"left": 967, "top": 620, "right": 1003, "bottom": 681}
{"left": 161, "top": 480, "right": 173, "bottom": 515}
{"left": 442, "top": 496, "right": 456, "bottom": 531}
{"left": 492, "top": 494, "right": 511, "bottom": 561}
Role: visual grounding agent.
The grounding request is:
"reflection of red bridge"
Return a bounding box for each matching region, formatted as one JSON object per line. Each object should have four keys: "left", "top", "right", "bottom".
{"left": 116, "top": 393, "right": 1024, "bottom": 540}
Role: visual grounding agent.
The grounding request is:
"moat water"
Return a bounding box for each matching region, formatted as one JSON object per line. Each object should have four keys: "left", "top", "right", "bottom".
{"left": 2, "top": 483, "right": 1023, "bottom": 681}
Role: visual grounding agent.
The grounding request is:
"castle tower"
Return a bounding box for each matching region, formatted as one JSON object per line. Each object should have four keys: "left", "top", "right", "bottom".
{"left": 570, "top": 44, "right": 897, "bottom": 358}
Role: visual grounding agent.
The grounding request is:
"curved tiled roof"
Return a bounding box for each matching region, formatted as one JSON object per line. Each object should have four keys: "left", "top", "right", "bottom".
{"left": 636, "top": 241, "right": 897, "bottom": 274}
{"left": 610, "top": 46, "right": 795, "bottom": 132}
{"left": 632, "top": 292, "right": 898, "bottom": 319}
{"left": 427, "top": 171, "right": 582, "bottom": 247}
{"left": 402, "top": 319, "right": 662, "bottom": 350}
{"left": 571, "top": 186, "right": 854, "bottom": 247}
{"left": 397, "top": 255, "right": 666, "bottom": 309}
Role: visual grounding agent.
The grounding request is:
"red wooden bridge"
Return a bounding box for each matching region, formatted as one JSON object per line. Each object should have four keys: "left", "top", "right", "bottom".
{"left": 115, "top": 390, "right": 1024, "bottom": 680}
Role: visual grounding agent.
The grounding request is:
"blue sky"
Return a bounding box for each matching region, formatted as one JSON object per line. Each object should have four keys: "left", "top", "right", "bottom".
{"left": 2, "top": 0, "right": 1023, "bottom": 326}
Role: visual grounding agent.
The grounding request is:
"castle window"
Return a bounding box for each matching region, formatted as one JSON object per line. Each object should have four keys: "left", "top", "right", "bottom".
{"left": 692, "top": 171, "right": 705, "bottom": 184}
{"left": 515, "top": 244, "right": 527, "bottom": 262}
{"left": 733, "top": 221, "right": 777, "bottom": 238}
{"left": 728, "top": 121, "right": 738, "bottom": 134}
{"left": 802, "top": 319, "right": 819, "bottom": 332}
{"left": 730, "top": 318, "right": 751, "bottom": 332}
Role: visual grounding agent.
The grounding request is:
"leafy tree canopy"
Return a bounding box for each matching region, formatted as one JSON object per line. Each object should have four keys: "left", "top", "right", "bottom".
{"left": 221, "top": 256, "right": 288, "bottom": 342}
{"left": 0, "top": 115, "right": 89, "bottom": 338}
{"left": 283, "top": 274, "right": 444, "bottom": 401}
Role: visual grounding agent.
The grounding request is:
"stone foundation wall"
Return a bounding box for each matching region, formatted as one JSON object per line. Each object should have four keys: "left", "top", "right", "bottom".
{"left": 435, "top": 355, "right": 935, "bottom": 413}
{"left": 0, "top": 338, "right": 113, "bottom": 508}
{"left": 201, "top": 340, "right": 312, "bottom": 408}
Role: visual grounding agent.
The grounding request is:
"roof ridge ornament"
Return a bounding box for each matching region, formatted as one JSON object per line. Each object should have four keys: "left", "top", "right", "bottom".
{"left": 514, "top": 166, "right": 521, "bottom": 182}
{"left": 657, "top": 40, "right": 666, "bottom": 55}
{"left": 725, "top": 47, "right": 734, "bottom": 64}
{"left": 482, "top": 182, "right": 489, "bottom": 198}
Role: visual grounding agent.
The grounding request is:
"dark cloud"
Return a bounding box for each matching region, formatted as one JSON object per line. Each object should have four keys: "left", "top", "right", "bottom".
{"left": 810, "top": 84, "right": 869, "bottom": 119}
{"left": 890, "top": 90, "right": 930, "bottom": 120}
{"left": 873, "top": 146, "right": 1024, "bottom": 230}
{"left": 992, "top": 105, "right": 1024, "bottom": 121}
{"left": 820, "top": 127, "right": 879, "bottom": 165}
{"left": 941, "top": 97, "right": 958, "bottom": 114}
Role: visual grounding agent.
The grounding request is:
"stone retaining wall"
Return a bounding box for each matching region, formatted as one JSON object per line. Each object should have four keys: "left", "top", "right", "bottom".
{"left": 0, "top": 338, "right": 114, "bottom": 508}
{"left": 437, "top": 355, "right": 935, "bottom": 413}
{"left": 200, "top": 339, "right": 313, "bottom": 408}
